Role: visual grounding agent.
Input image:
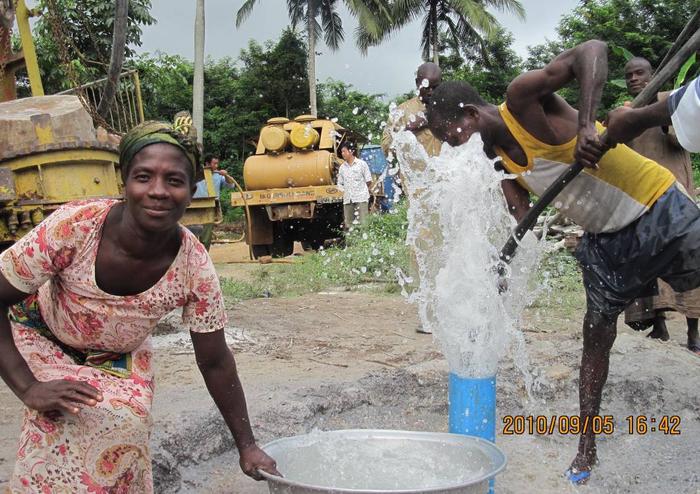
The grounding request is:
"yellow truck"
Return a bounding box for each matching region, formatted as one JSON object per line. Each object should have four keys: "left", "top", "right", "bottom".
{"left": 231, "top": 115, "right": 363, "bottom": 258}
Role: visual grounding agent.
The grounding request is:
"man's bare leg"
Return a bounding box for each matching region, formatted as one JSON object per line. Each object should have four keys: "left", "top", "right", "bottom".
{"left": 647, "top": 311, "right": 670, "bottom": 340}
{"left": 569, "top": 310, "right": 617, "bottom": 479}
{"left": 687, "top": 317, "right": 700, "bottom": 354}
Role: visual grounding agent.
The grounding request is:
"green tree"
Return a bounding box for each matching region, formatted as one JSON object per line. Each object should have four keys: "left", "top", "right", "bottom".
{"left": 28, "top": 0, "right": 155, "bottom": 94}
{"left": 133, "top": 28, "right": 309, "bottom": 173}
{"left": 132, "top": 53, "right": 193, "bottom": 121}
{"left": 441, "top": 26, "right": 522, "bottom": 103}
{"left": 235, "top": 0, "right": 391, "bottom": 115}
{"left": 359, "top": 0, "right": 525, "bottom": 65}
{"left": 527, "top": 0, "right": 700, "bottom": 112}
{"left": 317, "top": 79, "right": 388, "bottom": 142}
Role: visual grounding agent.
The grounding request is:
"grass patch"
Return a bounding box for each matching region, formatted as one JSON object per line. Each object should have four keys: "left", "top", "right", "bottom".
{"left": 219, "top": 202, "right": 588, "bottom": 322}
{"left": 220, "top": 202, "right": 410, "bottom": 301}
{"left": 529, "top": 250, "right": 585, "bottom": 322}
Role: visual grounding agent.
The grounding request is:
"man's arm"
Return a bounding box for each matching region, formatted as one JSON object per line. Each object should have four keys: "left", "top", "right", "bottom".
{"left": 501, "top": 178, "right": 531, "bottom": 222}
{"left": 605, "top": 101, "right": 671, "bottom": 146}
{"left": 215, "top": 169, "right": 237, "bottom": 189}
{"left": 507, "top": 40, "right": 608, "bottom": 111}
{"left": 507, "top": 40, "right": 608, "bottom": 168}
{"left": 337, "top": 165, "right": 345, "bottom": 189}
{"left": 363, "top": 161, "right": 373, "bottom": 191}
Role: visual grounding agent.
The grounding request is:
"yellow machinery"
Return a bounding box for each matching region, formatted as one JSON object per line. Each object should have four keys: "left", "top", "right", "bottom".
{"left": 0, "top": 0, "right": 217, "bottom": 246}
{"left": 231, "top": 115, "right": 363, "bottom": 258}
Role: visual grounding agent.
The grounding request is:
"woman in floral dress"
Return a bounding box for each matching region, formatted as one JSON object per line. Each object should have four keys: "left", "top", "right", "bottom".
{"left": 0, "top": 122, "right": 279, "bottom": 492}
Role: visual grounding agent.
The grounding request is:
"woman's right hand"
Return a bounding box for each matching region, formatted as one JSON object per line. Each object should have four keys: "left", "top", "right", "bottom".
{"left": 20, "top": 379, "right": 103, "bottom": 415}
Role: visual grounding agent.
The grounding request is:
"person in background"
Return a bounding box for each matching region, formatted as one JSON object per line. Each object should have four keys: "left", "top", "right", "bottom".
{"left": 621, "top": 56, "right": 699, "bottom": 354}
{"left": 381, "top": 62, "right": 443, "bottom": 159}
{"left": 337, "top": 142, "right": 372, "bottom": 231}
{"left": 194, "top": 155, "right": 236, "bottom": 199}
{"left": 381, "top": 64, "right": 442, "bottom": 334}
{"left": 606, "top": 75, "right": 700, "bottom": 152}
{"left": 191, "top": 155, "right": 236, "bottom": 248}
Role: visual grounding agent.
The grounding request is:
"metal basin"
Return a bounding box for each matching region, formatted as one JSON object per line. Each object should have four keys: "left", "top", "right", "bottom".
{"left": 260, "top": 429, "right": 506, "bottom": 494}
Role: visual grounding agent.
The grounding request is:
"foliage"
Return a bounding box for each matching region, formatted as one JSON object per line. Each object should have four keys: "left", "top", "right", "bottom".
{"left": 131, "top": 53, "right": 193, "bottom": 121}
{"left": 220, "top": 201, "right": 409, "bottom": 300}
{"left": 529, "top": 250, "right": 585, "bottom": 322}
{"left": 440, "top": 26, "right": 523, "bottom": 104}
{"left": 358, "top": 0, "right": 524, "bottom": 64}
{"left": 526, "top": 0, "right": 700, "bottom": 113}
{"left": 675, "top": 54, "right": 697, "bottom": 89}
{"left": 235, "top": 0, "right": 392, "bottom": 114}
{"left": 317, "top": 79, "right": 389, "bottom": 142}
{"left": 692, "top": 154, "right": 700, "bottom": 190}
{"left": 131, "top": 28, "right": 309, "bottom": 167}
{"left": 25, "top": 0, "right": 155, "bottom": 94}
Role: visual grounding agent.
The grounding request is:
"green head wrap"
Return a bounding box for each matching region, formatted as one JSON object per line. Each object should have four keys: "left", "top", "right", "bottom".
{"left": 118, "top": 120, "right": 204, "bottom": 184}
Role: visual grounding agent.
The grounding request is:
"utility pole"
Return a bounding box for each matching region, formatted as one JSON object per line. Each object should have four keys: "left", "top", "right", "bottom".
{"left": 193, "top": 0, "right": 205, "bottom": 144}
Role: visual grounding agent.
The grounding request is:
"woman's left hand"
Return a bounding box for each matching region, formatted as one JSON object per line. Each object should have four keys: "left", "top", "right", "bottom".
{"left": 239, "top": 443, "right": 281, "bottom": 480}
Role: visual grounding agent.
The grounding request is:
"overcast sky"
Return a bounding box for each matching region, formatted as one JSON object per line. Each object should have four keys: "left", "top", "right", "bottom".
{"left": 137, "top": 0, "right": 581, "bottom": 99}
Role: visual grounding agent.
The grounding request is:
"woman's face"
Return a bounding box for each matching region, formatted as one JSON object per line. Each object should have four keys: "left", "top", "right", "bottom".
{"left": 123, "top": 143, "right": 193, "bottom": 232}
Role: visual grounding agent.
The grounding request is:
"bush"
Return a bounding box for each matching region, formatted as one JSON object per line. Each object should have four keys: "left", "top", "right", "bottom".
{"left": 220, "top": 201, "right": 410, "bottom": 300}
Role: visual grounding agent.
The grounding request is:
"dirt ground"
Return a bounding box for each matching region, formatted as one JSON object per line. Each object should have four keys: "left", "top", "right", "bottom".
{"left": 0, "top": 243, "right": 698, "bottom": 494}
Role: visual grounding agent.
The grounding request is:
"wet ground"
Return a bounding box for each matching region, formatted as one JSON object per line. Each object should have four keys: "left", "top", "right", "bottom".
{"left": 0, "top": 243, "right": 698, "bottom": 493}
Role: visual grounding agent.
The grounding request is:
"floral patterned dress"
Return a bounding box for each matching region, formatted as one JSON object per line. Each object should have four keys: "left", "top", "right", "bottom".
{"left": 0, "top": 199, "right": 227, "bottom": 493}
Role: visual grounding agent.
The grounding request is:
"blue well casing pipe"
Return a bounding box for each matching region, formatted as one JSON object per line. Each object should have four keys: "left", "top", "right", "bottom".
{"left": 448, "top": 373, "right": 496, "bottom": 441}
{"left": 449, "top": 373, "right": 497, "bottom": 493}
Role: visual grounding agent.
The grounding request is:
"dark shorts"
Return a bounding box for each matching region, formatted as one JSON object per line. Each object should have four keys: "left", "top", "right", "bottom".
{"left": 575, "top": 184, "right": 700, "bottom": 317}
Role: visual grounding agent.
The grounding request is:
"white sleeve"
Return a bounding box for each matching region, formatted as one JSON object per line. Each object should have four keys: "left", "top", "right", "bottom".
{"left": 337, "top": 166, "right": 345, "bottom": 190}
{"left": 363, "top": 161, "right": 372, "bottom": 182}
{"left": 668, "top": 76, "right": 700, "bottom": 152}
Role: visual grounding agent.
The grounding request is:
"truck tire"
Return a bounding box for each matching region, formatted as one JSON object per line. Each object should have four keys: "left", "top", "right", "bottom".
{"left": 271, "top": 227, "right": 294, "bottom": 257}
{"left": 250, "top": 224, "right": 293, "bottom": 258}
{"left": 251, "top": 244, "right": 271, "bottom": 259}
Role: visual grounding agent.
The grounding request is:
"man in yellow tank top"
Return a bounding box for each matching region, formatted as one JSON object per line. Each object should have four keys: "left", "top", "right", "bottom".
{"left": 425, "top": 40, "right": 700, "bottom": 484}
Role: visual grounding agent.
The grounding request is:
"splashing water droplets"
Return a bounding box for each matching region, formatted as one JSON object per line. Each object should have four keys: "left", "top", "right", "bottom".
{"left": 392, "top": 130, "right": 545, "bottom": 380}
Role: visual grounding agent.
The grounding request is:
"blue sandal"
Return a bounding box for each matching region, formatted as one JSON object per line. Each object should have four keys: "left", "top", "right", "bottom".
{"left": 565, "top": 467, "right": 591, "bottom": 485}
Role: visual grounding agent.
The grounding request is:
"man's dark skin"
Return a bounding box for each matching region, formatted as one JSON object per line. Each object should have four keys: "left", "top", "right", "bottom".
{"left": 429, "top": 40, "right": 610, "bottom": 475}
{"left": 405, "top": 62, "right": 442, "bottom": 132}
{"left": 624, "top": 57, "right": 653, "bottom": 96}
{"left": 622, "top": 57, "right": 700, "bottom": 351}
{"left": 0, "top": 143, "right": 280, "bottom": 480}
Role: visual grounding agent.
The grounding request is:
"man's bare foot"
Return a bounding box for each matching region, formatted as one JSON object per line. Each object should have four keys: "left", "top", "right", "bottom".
{"left": 647, "top": 317, "right": 669, "bottom": 341}
{"left": 687, "top": 318, "right": 699, "bottom": 355}
{"left": 566, "top": 453, "right": 596, "bottom": 485}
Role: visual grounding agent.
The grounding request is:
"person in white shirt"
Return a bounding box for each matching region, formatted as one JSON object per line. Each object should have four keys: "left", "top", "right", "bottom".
{"left": 337, "top": 143, "right": 372, "bottom": 231}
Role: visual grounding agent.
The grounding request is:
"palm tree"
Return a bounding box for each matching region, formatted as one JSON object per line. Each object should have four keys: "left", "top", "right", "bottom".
{"left": 193, "top": 0, "right": 205, "bottom": 143}
{"left": 359, "top": 0, "right": 525, "bottom": 66}
{"left": 96, "top": 0, "right": 128, "bottom": 118}
{"left": 235, "top": 0, "right": 391, "bottom": 116}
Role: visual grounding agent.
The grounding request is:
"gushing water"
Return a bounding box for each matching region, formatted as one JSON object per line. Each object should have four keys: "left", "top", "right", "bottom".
{"left": 392, "top": 129, "right": 544, "bottom": 380}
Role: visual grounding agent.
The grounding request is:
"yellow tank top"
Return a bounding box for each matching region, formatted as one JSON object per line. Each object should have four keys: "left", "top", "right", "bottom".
{"left": 494, "top": 103, "right": 676, "bottom": 233}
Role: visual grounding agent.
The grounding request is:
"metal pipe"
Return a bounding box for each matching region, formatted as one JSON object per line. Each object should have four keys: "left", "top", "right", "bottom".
{"left": 132, "top": 71, "right": 145, "bottom": 123}
{"left": 15, "top": 0, "right": 43, "bottom": 96}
